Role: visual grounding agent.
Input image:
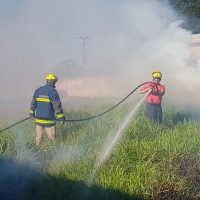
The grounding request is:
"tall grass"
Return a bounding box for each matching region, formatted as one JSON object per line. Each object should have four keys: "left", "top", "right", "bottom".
{"left": 0, "top": 103, "right": 200, "bottom": 199}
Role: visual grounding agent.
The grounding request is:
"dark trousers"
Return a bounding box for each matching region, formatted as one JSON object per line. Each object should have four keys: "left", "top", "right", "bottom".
{"left": 146, "top": 103, "right": 162, "bottom": 123}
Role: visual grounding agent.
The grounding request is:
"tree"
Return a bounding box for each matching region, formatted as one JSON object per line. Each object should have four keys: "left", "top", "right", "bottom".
{"left": 169, "top": 0, "right": 200, "bottom": 33}
{"left": 50, "top": 58, "right": 82, "bottom": 79}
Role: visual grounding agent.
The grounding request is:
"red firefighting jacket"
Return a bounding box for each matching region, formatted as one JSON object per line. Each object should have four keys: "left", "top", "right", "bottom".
{"left": 140, "top": 82, "right": 166, "bottom": 105}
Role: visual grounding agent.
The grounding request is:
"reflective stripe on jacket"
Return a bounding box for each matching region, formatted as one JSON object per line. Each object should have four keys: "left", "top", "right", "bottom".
{"left": 30, "top": 83, "right": 65, "bottom": 126}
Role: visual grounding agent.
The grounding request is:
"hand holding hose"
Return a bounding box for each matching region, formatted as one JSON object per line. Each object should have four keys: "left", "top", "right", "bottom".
{"left": 151, "top": 85, "right": 158, "bottom": 94}
{"left": 58, "top": 121, "right": 64, "bottom": 125}
{"left": 150, "top": 85, "right": 165, "bottom": 96}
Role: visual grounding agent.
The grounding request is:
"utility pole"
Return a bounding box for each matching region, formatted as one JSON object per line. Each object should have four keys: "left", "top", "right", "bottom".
{"left": 80, "top": 35, "right": 89, "bottom": 98}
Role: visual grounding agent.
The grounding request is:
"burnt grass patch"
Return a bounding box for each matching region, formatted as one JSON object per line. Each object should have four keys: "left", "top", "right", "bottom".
{"left": 148, "top": 154, "right": 200, "bottom": 200}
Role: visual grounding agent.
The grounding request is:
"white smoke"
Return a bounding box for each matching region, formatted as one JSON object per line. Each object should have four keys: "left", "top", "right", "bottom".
{"left": 0, "top": 0, "right": 199, "bottom": 119}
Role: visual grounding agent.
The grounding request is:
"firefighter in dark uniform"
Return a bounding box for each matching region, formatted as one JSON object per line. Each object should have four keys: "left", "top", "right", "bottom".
{"left": 30, "top": 73, "right": 65, "bottom": 145}
{"left": 140, "top": 71, "right": 166, "bottom": 123}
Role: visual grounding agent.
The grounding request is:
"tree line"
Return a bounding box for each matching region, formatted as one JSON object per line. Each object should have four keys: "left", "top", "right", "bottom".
{"left": 169, "top": 0, "right": 200, "bottom": 33}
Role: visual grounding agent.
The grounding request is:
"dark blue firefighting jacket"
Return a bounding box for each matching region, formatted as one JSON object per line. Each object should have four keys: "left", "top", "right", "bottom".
{"left": 30, "top": 83, "right": 65, "bottom": 127}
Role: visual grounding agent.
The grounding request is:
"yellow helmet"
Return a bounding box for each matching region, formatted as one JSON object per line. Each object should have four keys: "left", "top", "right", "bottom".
{"left": 152, "top": 71, "right": 162, "bottom": 78}
{"left": 46, "top": 73, "right": 58, "bottom": 82}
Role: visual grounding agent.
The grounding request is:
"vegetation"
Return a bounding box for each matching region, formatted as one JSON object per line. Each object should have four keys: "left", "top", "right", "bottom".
{"left": 0, "top": 103, "right": 200, "bottom": 199}
{"left": 169, "top": 0, "right": 200, "bottom": 33}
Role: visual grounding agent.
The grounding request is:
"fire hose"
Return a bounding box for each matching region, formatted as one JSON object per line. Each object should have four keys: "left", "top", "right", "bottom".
{"left": 0, "top": 81, "right": 156, "bottom": 133}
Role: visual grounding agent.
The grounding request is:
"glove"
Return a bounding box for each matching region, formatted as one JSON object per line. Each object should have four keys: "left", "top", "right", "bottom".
{"left": 58, "top": 120, "right": 64, "bottom": 125}
{"left": 29, "top": 113, "right": 35, "bottom": 119}
{"left": 151, "top": 85, "right": 158, "bottom": 94}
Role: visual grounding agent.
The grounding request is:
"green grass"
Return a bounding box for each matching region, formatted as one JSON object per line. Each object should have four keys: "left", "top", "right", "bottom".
{"left": 1, "top": 103, "right": 200, "bottom": 199}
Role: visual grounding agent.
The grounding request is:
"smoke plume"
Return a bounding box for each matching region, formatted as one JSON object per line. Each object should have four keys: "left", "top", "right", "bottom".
{"left": 0, "top": 0, "right": 200, "bottom": 119}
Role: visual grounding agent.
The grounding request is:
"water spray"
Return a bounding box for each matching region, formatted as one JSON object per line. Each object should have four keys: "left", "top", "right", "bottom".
{"left": 0, "top": 82, "right": 156, "bottom": 133}
{"left": 86, "top": 90, "right": 151, "bottom": 186}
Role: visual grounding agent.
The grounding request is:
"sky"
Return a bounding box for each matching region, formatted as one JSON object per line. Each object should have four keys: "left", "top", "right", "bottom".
{"left": 0, "top": 0, "right": 200, "bottom": 113}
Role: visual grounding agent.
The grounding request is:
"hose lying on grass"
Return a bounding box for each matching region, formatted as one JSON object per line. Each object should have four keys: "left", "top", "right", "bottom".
{"left": 0, "top": 81, "right": 156, "bottom": 133}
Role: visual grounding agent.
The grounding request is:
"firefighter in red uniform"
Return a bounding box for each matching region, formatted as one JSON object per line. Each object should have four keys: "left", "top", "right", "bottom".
{"left": 140, "top": 71, "right": 165, "bottom": 123}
